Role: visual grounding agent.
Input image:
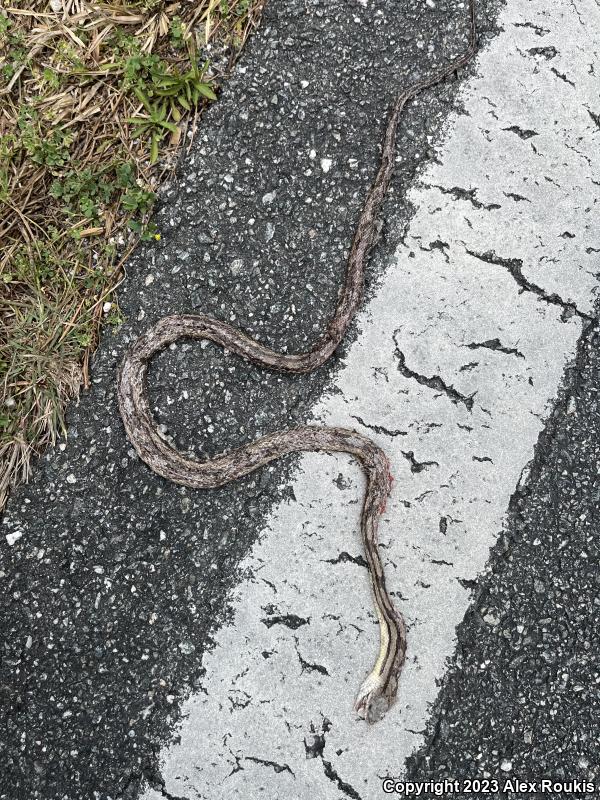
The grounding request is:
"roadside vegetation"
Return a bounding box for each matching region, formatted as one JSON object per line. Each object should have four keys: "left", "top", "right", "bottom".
{"left": 0, "top": 0, "right": 263, "bottom": 508}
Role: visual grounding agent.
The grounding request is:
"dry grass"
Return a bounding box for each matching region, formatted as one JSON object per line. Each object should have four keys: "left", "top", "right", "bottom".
{"left": 0, "top": 0, "right": 264, "bottom": 508}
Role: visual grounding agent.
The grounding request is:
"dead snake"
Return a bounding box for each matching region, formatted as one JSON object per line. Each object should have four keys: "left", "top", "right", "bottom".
{"left": 117, "top": 1, "right": 477, "bottom": 725}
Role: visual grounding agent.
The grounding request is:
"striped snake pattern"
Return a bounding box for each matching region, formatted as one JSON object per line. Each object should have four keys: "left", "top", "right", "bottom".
{"left": 118, "top": 0, "right": 477, "bottom": 723}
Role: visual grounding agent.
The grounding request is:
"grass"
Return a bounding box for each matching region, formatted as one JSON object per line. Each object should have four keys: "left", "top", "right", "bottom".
{"left": 0, "top": 0, "right": 264, "bottom": 509}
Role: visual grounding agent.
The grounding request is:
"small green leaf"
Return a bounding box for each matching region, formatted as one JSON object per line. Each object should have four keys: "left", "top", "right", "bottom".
{"left": 197, "top": 83, "right": 217, "bottom": 101}
{"left": 161, "top": 120, "right": 178, "bottom": 133}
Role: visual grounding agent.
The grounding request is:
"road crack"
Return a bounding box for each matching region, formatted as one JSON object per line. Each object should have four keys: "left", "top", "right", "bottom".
{"left": 503, "top": 124, "right": 539, "bottom": 139}
{"left": 513, "top": 21, "right": 550, "bottom": 35}
{"left": 322, "top": 758, "right": 364, "bottom": 800}
{"left": 465, "top": 338, "right": 525, "bottom": 359}
{"left": 143, "top": 744, "right": 192, "bottom": 800}
{"left": 504, "top": 191, "right": 530, "bottom": 202}
{"left": 393, "top": 331, "right": 475, "bottom": 411}
{"left": 303, "top": 718, "right": 363, "bottom": 799}
{"left": 551, "top": 67, "right": 575, "bottom": 87}
{"left": 304, "top": 718, "right": 331, "bottom": 759}
{"left": 429, "top": 184, "right": 501, "bottom": 211}
{"left": 465, "top": 249, "right": 592, "bottom": 321}
{"left": 324, "top": 551, "right": 368, "bottom": 568}
{"left": 528, "top": 45, "right": 557, "bottom": 59}
{"left": 157, "top": 788, "right": 192, "bottom": 800}
{"left": 402, "top": 450, "right": 439, "bottom": 474}
{"left": 294, "top": 638, "right": 330, "bottom": 676}
{"left": 351, "top": 415, "right": 407, "bottom": 438}
{"left": 587, "top": 109, "right": 600, "bottom": 130}
{"left": 261, "top": 607, "right": 310, "bottom": 629}
{"left": 245, "top": 755, "right": 295, "bottom": 777}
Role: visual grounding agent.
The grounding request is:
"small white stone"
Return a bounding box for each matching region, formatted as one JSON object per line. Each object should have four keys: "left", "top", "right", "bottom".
{"left": 309, "top": 149, "right": 316, "bottom": 160}
{"left": 482, "top": 611, "right": 500, "bottom": 626}
{"left": 320, "top": 158, "right": 332, "bottom": 173}
{"left": 500, "top": 759, "right": 512, "bottom": 772}
{"left": 103, "top": 302, "right": 112, "bottom": 314}
{"left": 66, "top": 473, "right": 76, "bottom": 484}
{"left": 145, "top": 274, "right": 155, "bottom": 286}
{"left": 93, "top": 566, "right": 104, "bottom": 574}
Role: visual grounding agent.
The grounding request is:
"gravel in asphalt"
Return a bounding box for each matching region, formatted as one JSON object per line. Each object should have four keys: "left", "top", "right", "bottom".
{"left": 0, "top": 1, "right": 502, "bottom": 798}
{"left": 405, "top": 316, "right": 600, "bottom": 798}
{"left": 137, "top": 0, "right": 600, "bottom": 795}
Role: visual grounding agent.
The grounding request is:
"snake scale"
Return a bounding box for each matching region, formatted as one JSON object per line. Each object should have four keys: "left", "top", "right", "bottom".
{"left": 118, "top": 0, "right": 477, "bottom": 724}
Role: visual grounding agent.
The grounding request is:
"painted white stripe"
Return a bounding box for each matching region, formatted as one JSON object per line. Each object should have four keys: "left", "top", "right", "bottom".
{"left": 143, "top": 1, "right": 600, "bottom": 797}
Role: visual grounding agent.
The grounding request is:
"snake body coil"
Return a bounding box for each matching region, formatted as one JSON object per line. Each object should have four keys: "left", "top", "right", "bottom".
{"left": 118, "top": 2, "right": 476, "bottom": 724}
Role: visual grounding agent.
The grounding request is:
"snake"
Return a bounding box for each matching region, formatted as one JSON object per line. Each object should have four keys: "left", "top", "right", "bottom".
{"left": 117, "top": 0, "right": 477, "bottom": 725}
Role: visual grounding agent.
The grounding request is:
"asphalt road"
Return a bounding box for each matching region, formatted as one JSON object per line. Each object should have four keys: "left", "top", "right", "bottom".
{"left": 137, "top": 0, "right": 600, "bottom": 796}
{"left": 1, "top": 0, "right": 599, "bottom": 798}
{"left": 0, "top": 1, "right": 501, "bottom": 797}
{"left": 405, "top": 318, "right": 600, "bottom": 800}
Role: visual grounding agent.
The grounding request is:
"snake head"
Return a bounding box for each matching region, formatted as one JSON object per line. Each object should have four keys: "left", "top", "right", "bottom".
{"left": 354, "top": 673, "right": 393, "bottom": 724}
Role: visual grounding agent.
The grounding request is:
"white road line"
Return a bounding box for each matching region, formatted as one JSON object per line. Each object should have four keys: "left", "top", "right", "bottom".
{"left": 143, "top": 1, "right": 600, "bottom": 797}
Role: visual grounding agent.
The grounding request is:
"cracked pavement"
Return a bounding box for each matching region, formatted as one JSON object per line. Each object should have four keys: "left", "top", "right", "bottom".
{"left": 2, "top": 0, "right": 600, "bottom": 798}
{"left": 405, "top": 319, "right": 600, "bottom": 798}
{"left": 140, "top": 0, "right": 600, "bottom": 798}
